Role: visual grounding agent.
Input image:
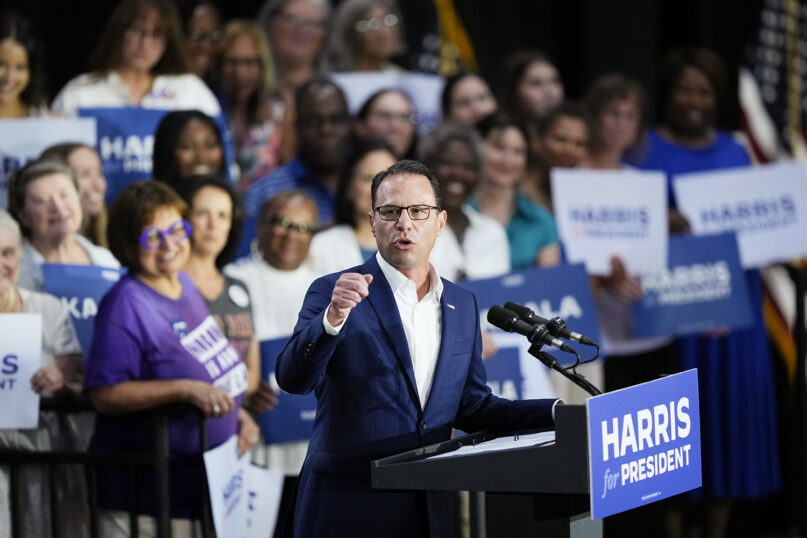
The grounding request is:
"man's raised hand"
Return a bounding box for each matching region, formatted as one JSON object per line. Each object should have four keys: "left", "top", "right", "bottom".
{"left": 327, "top": 273, "right": 374, "bottom": 326}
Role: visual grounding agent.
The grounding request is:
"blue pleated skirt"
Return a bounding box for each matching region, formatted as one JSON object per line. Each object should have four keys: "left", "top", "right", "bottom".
{"left": 678, "top": 270, "right": 781, "bottom": 499}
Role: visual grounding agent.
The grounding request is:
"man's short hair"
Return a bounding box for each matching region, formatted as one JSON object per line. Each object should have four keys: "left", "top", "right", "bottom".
{"left": 370, "top": 159, "right": 442, "bottom": 210}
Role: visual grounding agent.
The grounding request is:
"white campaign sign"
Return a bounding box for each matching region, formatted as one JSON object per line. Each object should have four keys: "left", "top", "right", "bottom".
{"left": 205, "top": 436, "right": 285, "bottom": 538}
{"left": 204, "top": 436, "right": 248, "bottom": 538}
{"left": 246, "top": 465, "right": 284, "bottom": 538}
{"left": 552, "top": 169, "right": 668, "bottom": 275}
{"left": 0, "top": 118, "right": 96, "bottom": 209}
{"left": 0, "top": 314, "right": 42, "bottom": 429}
{"left": 673, "top": 161, "right": 807, "bottom": 268}
{"left": 331, "top": 71, "right": 444, "bottom": 134}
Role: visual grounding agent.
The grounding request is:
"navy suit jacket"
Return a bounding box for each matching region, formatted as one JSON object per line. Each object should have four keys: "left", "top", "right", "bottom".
{"left": 276, "top": 255, "right": 557, "bottom": 537}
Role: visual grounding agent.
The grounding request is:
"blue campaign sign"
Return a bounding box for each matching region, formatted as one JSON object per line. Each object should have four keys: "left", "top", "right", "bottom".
{"left": 79, "top": 107, "right": 236, "bottom": 204}
{"left": 459, "top": 263, "right": 601, "bottom": 368}
{"left": 587, "top": 369, "right": 702, "bottom": 519}
{"left": 79, "top": 107, "right": 167, "bottom": 203}
{"left": 259, "top": 338, "right": 317, "bottom": 444}
{"left": 41, "top": 264, "right": 123, "bottom": 356}
{"left": 483, "top": 347, "right": 523, "bottom": 400}
{"left": 633, "top": 234, "right": 755, "bottom": 337}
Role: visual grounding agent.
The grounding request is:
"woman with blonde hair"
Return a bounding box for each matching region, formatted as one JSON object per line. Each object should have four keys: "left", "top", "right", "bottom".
{"left": 218, "top": 19, "right": 287, "bottom": 188}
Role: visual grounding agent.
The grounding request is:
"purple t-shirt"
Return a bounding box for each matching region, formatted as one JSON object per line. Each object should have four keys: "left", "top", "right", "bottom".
{"left": 85, "top": 272, "right": 247, "bottom": 517}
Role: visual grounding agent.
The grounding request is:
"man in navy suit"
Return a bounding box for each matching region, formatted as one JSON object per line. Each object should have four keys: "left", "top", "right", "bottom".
{"left": 276, "top": 160, "right": 560, "bottom": 537}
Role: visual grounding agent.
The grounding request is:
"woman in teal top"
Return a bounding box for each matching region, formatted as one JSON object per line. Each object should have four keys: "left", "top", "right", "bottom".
{"left": 468, "top": 112, "right": 559, "bottom": 270}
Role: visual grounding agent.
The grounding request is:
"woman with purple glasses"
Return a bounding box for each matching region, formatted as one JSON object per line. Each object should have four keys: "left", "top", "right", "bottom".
{"left": 84, "top": 180, "right": 258, "bottom": 535}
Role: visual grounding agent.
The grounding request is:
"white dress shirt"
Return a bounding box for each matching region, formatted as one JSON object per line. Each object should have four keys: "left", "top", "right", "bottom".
{"left": 324, "top": 252, "right": 443, "bottom": 409}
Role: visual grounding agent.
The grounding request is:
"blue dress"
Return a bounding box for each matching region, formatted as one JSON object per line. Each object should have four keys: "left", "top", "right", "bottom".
{"left": 633, "top": 129, "right": 781, "bottom": 499}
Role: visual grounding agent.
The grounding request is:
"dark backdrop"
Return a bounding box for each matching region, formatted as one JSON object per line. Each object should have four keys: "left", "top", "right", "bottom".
{"left": 6, "top": 0, "right": 762, "bottom": 129}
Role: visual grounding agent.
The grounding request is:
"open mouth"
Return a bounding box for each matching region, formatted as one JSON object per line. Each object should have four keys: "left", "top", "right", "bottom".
{"left": 160, "top": 251, "right": 178, "bottom": 261}
{"left": 394, "top": 238, "right": 414, "bottom": 249}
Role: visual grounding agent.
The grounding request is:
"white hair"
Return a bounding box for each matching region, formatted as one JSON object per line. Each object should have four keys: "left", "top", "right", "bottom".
{"left": 0, "top": 210, "right": 23, "bottom": 252}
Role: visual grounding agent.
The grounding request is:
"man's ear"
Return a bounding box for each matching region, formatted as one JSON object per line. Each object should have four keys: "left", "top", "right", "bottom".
{"left": 436, "top": 209, "right": 447, "bottom": 235}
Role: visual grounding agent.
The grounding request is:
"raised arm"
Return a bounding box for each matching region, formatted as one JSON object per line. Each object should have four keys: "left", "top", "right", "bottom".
{"left": 275, "top": 272, "right": 372, "bottom": 394}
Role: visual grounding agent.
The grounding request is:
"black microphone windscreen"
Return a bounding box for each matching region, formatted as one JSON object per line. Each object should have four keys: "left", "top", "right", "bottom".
{"left": 504, "top": 301, "right": 547, "bottom": 324}
{"left": 487, "top": 305, "right": 518, "bottom": 332}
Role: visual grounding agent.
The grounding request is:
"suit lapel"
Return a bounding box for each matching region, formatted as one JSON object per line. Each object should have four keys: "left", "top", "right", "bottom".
{"left": 362, "top": 257, "right": 421, "bottom": 409}
{"left": 424, "top": 281, "right": 458, "bottom": 416}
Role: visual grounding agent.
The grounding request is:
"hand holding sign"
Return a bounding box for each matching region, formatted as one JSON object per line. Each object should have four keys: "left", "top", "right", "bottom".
{"left": 602, "top": 256, "right": 643, "bottom": 303}
{"left": 328, "top": 273, "right": 373, "bottom": 326}
{"left": 30, "top": 365, "right": 65, "bottom": 395}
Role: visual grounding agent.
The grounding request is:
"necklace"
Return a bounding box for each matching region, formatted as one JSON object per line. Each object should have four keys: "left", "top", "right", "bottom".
{"left": 1, "top": 288, "right": 16, "bottom": 313}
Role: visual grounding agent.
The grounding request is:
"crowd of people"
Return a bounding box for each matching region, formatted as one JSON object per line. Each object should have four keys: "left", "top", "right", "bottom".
{"left": 0, "top": 0, "right": 789, "bottom": 537}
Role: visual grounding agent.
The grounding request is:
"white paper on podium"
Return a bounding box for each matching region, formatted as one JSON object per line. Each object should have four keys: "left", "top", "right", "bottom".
{"left": 0, "top": 313, "right": 42, "bottom": 429}
{"left": 427, "top": 431, "right": 556, "bottom": 460}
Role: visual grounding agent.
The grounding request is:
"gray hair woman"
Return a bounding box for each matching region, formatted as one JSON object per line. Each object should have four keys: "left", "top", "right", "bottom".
{"left": 6, "top": 159, "right": 119, "bottom": 291}
{"left": 0, "top": 209, "right": 87, "bottom": 536}
{"left": 39, "top": 143, "right": 110, "bottom": 248}
{"left": 322, "top": 0, "right": 405, "bottom": 72}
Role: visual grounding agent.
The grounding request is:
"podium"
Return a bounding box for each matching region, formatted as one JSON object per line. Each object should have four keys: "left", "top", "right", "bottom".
{"left": 372, "top": 405, "right": 600, "bottom": 537}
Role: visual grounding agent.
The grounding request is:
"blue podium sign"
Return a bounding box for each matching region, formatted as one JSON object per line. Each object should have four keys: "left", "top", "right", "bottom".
{"left": 258, "top": 338, "right": 317, "bottom": 444}
{"left": 41, "top": 264, "right": 123, "bottom": 356}
{"left": 633, "top": 234, "right": 754, "bottom": 337}
{"left": 587, "top": 369, "right": 701, "bottom": 519}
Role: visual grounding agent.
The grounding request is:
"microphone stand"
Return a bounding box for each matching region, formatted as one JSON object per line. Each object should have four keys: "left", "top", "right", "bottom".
{"left": 528, "top": 343, "right": 602, "bottom": 396}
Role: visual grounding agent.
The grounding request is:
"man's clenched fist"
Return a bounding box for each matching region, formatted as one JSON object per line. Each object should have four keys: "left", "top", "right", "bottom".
{"left": 327, "top": 273, "right": 374, "bottom": 326}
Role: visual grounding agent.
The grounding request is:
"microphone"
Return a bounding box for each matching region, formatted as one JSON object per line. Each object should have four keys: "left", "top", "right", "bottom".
{"left": 503, "top": 301, "right": 596, "bottom": 346}
{"left": 487, "top": 306, "right": 577, "bottom": 354}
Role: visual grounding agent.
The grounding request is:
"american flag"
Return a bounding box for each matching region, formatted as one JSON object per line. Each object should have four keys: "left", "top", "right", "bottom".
{"left": 739, "top": 0, "right": 807, "bottom": 164}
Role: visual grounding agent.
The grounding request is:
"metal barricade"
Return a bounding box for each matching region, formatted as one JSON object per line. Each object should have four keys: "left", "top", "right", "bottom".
{"left": 0, "top": 395, "right": 213, "bottom": 538}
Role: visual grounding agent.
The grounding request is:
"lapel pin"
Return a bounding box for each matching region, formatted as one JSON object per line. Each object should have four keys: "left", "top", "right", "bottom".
{"left": 447, "top": 303, "right": 455, "bottom": 310}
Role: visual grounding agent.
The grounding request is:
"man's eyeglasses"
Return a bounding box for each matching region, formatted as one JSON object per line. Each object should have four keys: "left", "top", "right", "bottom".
{"left": 267, "top": 216, "right": 314, "bottom": 234}
{"left": 374, "top": 205, "right": 440, "bottom": 221}
{"left": 139, "top": 219, "right": 192, "bottom": 250}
